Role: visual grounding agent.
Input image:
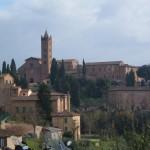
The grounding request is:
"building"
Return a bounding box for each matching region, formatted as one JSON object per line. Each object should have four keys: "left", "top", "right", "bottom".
{"left": 0, "top": 74, "right": 81, "bottom": 140}
{"left": 18, "top": 31, "right": 52, "bottom": 83}
{"left": 56, "top": 59, "right": 139, "bottom": 83}
{"left": 0, "top": 129, "right": 22, "bottom": 149}
{"left": 57, "top": 59, "right": 79, "bottom": 76}
{"left": 52, "top": 111, "right": 80, "bottom": 141}
{"left": 11, "top": 90, "right": 71, "bottom": 121}
{"left": 42, "top": 127, "right": 63, "bottom": 140}
{"left": 18, "top": 31, "right": 139, "bottom": 84}
{"left": 0, "top": 74, "right": 15, "bottom": 112}
{"left": 85, "top": 61, "right": 139, "bottom": 83}
{"left": 108, "top": 87, "right": 150, "bottom": 111}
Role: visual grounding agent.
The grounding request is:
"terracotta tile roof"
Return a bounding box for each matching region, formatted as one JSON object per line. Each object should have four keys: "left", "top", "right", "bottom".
{"left": 0, "top": 129, "right": 23, "bottom": 137}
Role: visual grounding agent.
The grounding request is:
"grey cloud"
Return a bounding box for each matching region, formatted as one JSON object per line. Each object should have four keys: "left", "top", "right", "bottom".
{"left": 0, "top": 0, "right": 150, "bottom": 68}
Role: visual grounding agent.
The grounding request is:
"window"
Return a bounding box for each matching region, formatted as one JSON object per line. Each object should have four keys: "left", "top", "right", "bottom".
{"left": 29, "top": 107, "right": 33, "bottom": 113}
{"left": 0, "top": 138, "right": 5, "bottom": 148}
{"left": 5, "top": 80, "right": 8, "bottom": 84}
{"left": 44, "top": 54, "right": 47, "bottom": 58}
{"left": 30, "top": 63, "right": 34, "bottom": 68}
{"left": 64, "top": 118, "right": 68, "bottom": 123}
{"left": 16, "top": 107, "right": 20, "bottom": 113}
{"left": 65, "top": 127, "right": 68, "bottom": 131}
{"left": 30, "top": 78, "right": 34, "bottom": 83}
{"left": 22, "top": 107, "right": 26, "bottom": 113}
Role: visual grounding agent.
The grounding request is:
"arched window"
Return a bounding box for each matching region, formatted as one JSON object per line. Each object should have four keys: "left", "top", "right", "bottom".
{"left": 30, "top": 78, "right": 34, "bottom": 83}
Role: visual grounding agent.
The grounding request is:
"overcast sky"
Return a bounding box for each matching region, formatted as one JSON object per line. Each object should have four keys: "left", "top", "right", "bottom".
{"left": 0, "top": 0, "right": 150, "bottom": 68}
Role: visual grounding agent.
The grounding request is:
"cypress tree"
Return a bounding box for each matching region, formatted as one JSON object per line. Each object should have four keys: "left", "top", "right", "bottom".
{"left": 70, "top": 79, "right": 80, "bottom": 108}
{"left": 2, "top": 61, "right": 7, "bottom": 74}
{"left": 82, "top": 59, "right": 86, "bottom": 78}
{"left": 50, "top": 58, "right": 58, "bottom": 85}
{"left": 58, "top": 59, "right": 65, "bottom": 79}
{"left": 38, "top": 83, "right": 52, "bottom": 121}
{"left": 126, "top": 70, "right": 135, "bottom": 87}
{"left": 19, "top": 76, "right": 28, "bottom": 89}
{"left": 6, "top": 64, "right": 10, "bottom": 73}
{"left": 10, "top": 58, "right": 17, "bottom": 75}
{"left": 55, "top": 59, "right": 66, "bottom": 92}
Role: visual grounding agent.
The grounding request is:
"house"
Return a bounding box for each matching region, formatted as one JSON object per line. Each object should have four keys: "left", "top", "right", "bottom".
{"left": 0, "top": 74, "right": 81, "bottom": 140}
{"left": 52, "top": 111, "right": 80, "bottom": 141}
{"left": 42, "top": 127, "right": 63, "bottom": 140}
{"left": 0, "top": 129, "right": 22, "bottom": 150}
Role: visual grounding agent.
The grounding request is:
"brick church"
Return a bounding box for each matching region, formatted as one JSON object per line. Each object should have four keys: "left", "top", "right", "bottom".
{"left": 18, "top": 31, "right": 140, "bottom": 84}
{"left": 18, "top": 31, "right": 52, "bottom": 83}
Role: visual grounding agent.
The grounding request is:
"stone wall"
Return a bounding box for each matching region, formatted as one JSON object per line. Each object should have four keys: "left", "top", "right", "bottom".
{"left": 108, "top": 87, "right": 150, "bottom": 111}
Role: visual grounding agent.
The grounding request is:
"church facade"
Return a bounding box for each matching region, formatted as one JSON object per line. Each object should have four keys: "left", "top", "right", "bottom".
{"left": 18, "top": 31, "right": 52, "bottom": 83}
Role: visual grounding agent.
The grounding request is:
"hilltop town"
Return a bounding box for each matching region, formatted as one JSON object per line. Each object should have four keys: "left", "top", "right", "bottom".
{"left": 0, "top": 31, "right": 150, "bottom": 150}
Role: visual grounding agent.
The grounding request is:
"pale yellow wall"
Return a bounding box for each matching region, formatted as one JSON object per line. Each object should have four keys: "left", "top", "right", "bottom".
{"left": 52, "top": 96, "right": 70, "bottom": 113}
{"left": 11, "top": 100, "right": 39, "bottom": 121}
{"left": 7, "top": 136, "right": 22, "bottom": 149}
{"left": 52, "top": 115, "right": 80, "bottom": 140}
{"left": 0, "top": 74, "right": 14, "bottom": 86}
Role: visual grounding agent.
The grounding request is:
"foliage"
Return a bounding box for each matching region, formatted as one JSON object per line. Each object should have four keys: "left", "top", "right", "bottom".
{"left": 70, "top": 77, "right": 80, "bottom": 107}
{"left": 63, "top": 131, "right": 74, "bottom": 138}
{"left": 38, "top": 83, "right": 52, "bottom": 121}
{"left": 72, "top": 140, "right": 100, "bottom": 150}
{"left": 10, "top": 58, "right": 17, "bottom": 75}
{"left": 58, "top": 59, "right": 65, "bottom": 79}
{"left": 124, "top": 132, "right": 150, "bottom": 150}
{"left": 26, "top": 138, "right": 42, "bottom": 150}
{"left": 113, "top": 111, "right": 133, "bottom": 135}
{"left": 82, "top": 59, "right": 86, "bottom": 78}
{"left": 50, "top": 58, "right": 58, "bottom": 85}
{"left": 6, "top": 64, "right": 10, "bottom": 73}
{"left": 2, "top": 61, "right": 7, "bottom": 74}
{"left": 79, "top": 78, "right": 111, "bottom": 99}
{"left": 137, "top": 65, "right": 150, "bottom": 81}
{"left": 50, "top": 58, "right": 111, "bottom": 108}
{"left": 81, "top": 109, "right": 150, "bottom": 138}
{"left": 126, "top": 70, "right": 135, "bottom": 87}
{"left": 19, "top": 76, "right": 28, "bottom": 89}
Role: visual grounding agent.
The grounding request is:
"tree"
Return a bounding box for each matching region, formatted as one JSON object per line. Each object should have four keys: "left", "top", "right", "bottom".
{"left": 126, "top": 70, "right": 135, "bottom": 87}
{"left": 50, "top": 58, "right": 58, "bottom": 86}
{"left": 137, "top": 65, "right": 150, "bottom": 81}
{"left": 6, "top": 64, "right": 10, "bottom": 73}
{"left": 54, "top": 59, "right": 66, "bottom": 92}
{"left": 70, "top": 78, "right": 80, "bottom": 107}
{"left": 82, "top": 59, "right": 86, "bottom": 78}
{"left": 10, "top": 58, "right": 17, "bottom": 75}
{"left": 58, "top": 59, "right": 65, "bottom": 79}
{"left": 19, "top": 76, "right": 28, "bottom": 89}
{"left": 2, "top": 61, "right": 7, "bottom": 74}
{"left": 38, "top": 83, "right": 52, "bottom": 121}
{"left": 10, "top": 58, "right": 19, "bottom": 85}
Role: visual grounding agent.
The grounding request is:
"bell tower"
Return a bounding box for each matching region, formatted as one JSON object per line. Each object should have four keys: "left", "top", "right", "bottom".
{"left": 41, "top": 30, "right": 52, "bottom": 80}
